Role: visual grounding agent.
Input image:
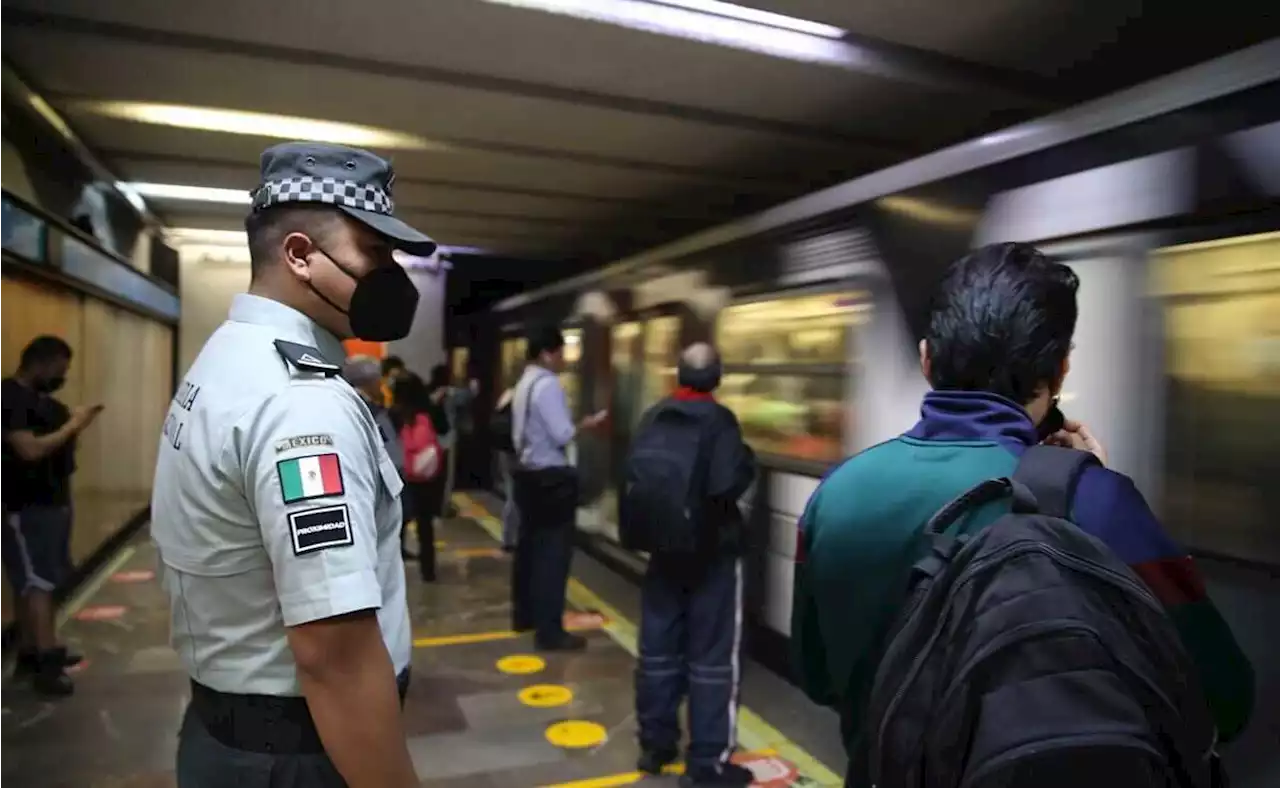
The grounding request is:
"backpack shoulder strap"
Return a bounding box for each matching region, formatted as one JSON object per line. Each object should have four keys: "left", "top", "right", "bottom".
{"left": 1012, "top": 444, "right": 1100, "bottom": 519}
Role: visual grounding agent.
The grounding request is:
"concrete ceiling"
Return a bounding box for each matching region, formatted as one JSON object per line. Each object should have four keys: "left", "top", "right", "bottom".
{"left": 3, "top": 0, "right": 1276, "bottom": 266}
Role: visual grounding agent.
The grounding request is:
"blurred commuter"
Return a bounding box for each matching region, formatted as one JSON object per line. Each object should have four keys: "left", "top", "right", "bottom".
{"left": 391, "top": 373, "right": 447, "bottom": 582}
{"left": 793, "top": 243, "right": 1252, "bottom": 787}
{"left": 2, "top": 335, "right": 102, "bottom": 697}
{"left": 151, "top": 143, "right": 428, "bottom": 787}
{"left": 435, "top": 363, "right": 480, "bottom": 511}
{"left": 380, "top": 354, "right": 407, "bottom": 406}
{"left": 622, "top": 343, "right": 757, "bottom": 787}
{"left": 492, "top": 386, "right": 521, "bottom": 551}
{"left": 510, "top": 325, "right": 608, "bottom": 651}
{"left": 342, "top": 355, "right": 414, "bottom": 558}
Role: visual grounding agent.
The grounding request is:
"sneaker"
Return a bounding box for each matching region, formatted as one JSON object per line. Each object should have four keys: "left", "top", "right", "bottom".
{"left": 32, "top": 652, "right": 75, "bottom": 698}
{"left": 13, "top": 650, "right": 38, "bottom": 677}
{"left": 679, "top": 762, "right": 754, "bottom": 787}
{"left": 535, "top": 633, "right": 587, "bottom": 652}
{"left": 637, "top": 748, "right": 679, "bottom": 775}
{"left": 52, "top": 645, "right": 84, "bottom": 668}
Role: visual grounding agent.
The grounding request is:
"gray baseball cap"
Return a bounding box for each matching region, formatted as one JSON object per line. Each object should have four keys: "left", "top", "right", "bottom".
{"left": 250, "top": 142, "right": 435, "bottom": 255}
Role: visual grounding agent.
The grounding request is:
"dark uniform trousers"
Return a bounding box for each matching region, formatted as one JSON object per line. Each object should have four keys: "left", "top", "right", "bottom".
{"left": 635, "top": 553, "right": 743, "bottom": 769}
{"left": 176, "top": 669, "right": 410, "bottom": 787}
{"left": 510, "top": 465, "right": 577, "bottom": 644}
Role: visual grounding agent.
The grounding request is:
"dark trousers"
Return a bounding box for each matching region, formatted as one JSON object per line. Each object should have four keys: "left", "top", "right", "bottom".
{"left": 176, "top": 671, "right": 410, "bottom": 788}
{"left": 510, "top": 468, "right": 576, "bottom": 644}
{"left": 635, "top": 553, "right": 744, "bottom": 770}
{"left": 176, "top": 704, "right": 346, "bottom": 787}
{"left": 407, "top": 452, "right": 448, "bottom": 580}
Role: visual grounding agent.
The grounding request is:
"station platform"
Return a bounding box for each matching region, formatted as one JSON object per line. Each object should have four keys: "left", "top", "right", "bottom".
{"left": 2, "top": 493, "right": 845, "bottom": 787}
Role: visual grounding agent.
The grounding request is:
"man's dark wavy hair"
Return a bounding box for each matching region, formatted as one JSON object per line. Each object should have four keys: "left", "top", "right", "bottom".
{"left": 925, "top": 242, "right": 1079, "bottom": 404}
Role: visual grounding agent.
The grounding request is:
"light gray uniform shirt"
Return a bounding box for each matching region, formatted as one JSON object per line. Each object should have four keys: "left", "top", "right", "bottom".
{"left": 150, "top": 294, "right": 411, "bottom": 696}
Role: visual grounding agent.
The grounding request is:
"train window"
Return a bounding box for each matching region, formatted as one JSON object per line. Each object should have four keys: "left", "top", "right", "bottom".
{"left": 714, "top": 290, "right": 870, "bottom": 463}
{"left": 561, "top": 328, "right": 583, "bottom": 418}
{"left": 611, "top": 322, "right": 645, "bottom": 428}
{"left": 641, "top": 316, "right": 681, "bottom": 414}
{"left": 450, "top": 347, "right": 469, "bottom": 383}
{"left": 719, "top": 371, "right": 846, "bottom": 463}
{"left": 500, "top": 337, "right": 526, "bottom": 391}
{"left": 717, "top": 291, "right": 870, "bottom": 366}
{"left": 1151, "top": 231, "right": 1280, "bottom": 565}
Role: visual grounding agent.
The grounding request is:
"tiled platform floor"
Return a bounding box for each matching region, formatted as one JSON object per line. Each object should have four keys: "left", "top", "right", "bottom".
{"left": 2, "top": 497, "right": 843, "bottom": 787}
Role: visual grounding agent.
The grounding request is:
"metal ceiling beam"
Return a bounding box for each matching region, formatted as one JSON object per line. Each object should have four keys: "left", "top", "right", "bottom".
{"left": 4, "top": 9, "right": 918, "bottom": 154}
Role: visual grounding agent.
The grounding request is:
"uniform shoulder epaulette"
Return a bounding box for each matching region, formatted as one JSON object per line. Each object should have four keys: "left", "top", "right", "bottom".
{"left": 274, "top": 340, "right": 341, "bottom": 377}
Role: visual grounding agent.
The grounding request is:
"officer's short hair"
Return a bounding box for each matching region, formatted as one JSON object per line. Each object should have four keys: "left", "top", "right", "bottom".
{"left": 342, "top": 355, "right": 382, "bottom": 388}
{"left": 525, "top": 325, "right": 564, "bottom": 360}
{"left": 20, "top": 335, "right": 72, "bottom": 369}
{"left": 244, "top": 204, "right": 342, "bottom": 279}
{"left": 925, "top": 242, "right": 1078, "bottom": 404}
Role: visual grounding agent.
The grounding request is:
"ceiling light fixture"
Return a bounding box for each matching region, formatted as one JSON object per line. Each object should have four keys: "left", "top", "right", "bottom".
{"left": 482, "top": 0, "right": 851, "bottom": 65}
{"left": 125, "top": 182, "right": 251, "bottom": 204}
{"left": 164, "top": 227, "right": 248, "bottom": 245}
{"left": 651, "top": 0, "right": 844, "bottom": 38}
{"left": 66, "top": 101, "right": 447, "bottom": 152}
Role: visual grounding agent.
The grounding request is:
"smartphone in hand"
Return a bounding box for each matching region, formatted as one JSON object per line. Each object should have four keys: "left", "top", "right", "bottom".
{"left": 1036, "top": 403, "right": 1065, "bottom": 444}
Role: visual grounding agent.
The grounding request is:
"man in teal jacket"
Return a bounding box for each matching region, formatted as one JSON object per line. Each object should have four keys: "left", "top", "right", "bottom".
{"left": 792, "top": 242, "right": 1253, "bottom": 785}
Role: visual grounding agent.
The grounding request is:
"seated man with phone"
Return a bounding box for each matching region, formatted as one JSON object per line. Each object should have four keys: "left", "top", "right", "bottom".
{"left": 2, "top": 335, "right": 104, "bottom": 697}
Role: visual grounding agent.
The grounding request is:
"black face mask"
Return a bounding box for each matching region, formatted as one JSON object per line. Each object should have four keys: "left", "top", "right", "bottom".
{"left": 36, "top": 375, "right": 66, "bottom": 394}
{"left": 309, "top": 246, "right": 420, "bottom": 342}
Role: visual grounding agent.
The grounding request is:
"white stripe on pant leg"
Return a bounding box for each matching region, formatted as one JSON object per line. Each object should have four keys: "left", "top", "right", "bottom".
{"left": 7, "top": 511, "right": 54, "bottom": 593}
{"left": 720, "top": 557, "right": 745, "bottom": 765}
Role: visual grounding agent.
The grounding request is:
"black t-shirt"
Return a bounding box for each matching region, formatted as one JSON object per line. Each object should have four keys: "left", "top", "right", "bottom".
{"left": 1, "top": 378, "right": 75, "bottom": 509}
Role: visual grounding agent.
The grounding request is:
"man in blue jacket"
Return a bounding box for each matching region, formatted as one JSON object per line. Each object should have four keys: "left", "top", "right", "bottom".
{"left": 792, "top": 242, "right": 1253, "bottom": 785}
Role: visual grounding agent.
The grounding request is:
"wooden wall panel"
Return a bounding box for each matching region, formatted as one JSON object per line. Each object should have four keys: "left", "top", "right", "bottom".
{"left": 78, "top": 297, "right": 173, "bottom": 496}
{"left": 1, "top": 276, "right": 85, "bottom": 403}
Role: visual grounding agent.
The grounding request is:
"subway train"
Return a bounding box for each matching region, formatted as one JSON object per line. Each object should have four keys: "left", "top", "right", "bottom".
{"left": 450, "top": 40, "right": 1280, "bottom": 666}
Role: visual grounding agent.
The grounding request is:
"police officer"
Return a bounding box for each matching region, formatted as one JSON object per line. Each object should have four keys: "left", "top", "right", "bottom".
{"left": 150, "top": 142, "right": 433, "bottom": 787}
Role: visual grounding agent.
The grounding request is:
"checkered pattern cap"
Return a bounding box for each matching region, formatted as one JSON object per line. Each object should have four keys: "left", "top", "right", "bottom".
{"left": 251, "top": 142, "right": 435, "bottom": 254}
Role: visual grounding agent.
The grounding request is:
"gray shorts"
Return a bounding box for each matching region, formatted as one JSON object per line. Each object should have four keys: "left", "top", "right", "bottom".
{"left": 1, "top": 504, "right": 73, "bottom": 594}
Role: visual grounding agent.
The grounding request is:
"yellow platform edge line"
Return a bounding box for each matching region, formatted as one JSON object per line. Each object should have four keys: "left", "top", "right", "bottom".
{"left": 57, "top": 544, "right": 138, "bottom": 629}
{"left": 414, "top": 620, "right": 602, "bottom": 649}
{"left": 452, "top": 493, "right": 841, "bottom": 786}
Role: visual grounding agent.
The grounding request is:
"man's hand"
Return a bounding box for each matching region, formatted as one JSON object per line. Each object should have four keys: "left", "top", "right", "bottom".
{"left": 1045, "top": 418, "right": 1108, "bottom": 465}
{"left": 579, "top": 409, "right": 608, "bottom": 430}
{"left": 70, "top": 404, "right": 105, "bottom": 431}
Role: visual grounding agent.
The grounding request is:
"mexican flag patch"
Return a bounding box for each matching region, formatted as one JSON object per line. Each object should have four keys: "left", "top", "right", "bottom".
{"left": 277, "top": 453, "right": 344, "bottom": 503}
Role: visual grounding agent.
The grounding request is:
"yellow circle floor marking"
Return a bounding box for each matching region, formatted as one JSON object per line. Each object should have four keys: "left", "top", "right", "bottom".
{"left": 518, "top": 684, "right": 573, "bottom": 708}
{"left": 545, "top": 720, "right": 607, "bottom": 749}
{"left": 496, "top": 654, "right": 546, "bottom": 675}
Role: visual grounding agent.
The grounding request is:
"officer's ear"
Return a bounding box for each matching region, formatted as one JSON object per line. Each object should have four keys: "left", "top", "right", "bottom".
{"left": 281, "top": 233, "right": 316, "bottom": 282}
{"left": 918, "top": 339, "right": 932, "bottom": 384}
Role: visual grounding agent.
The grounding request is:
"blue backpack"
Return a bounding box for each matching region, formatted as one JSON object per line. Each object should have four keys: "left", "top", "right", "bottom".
{"left": 618, "top": 403, "right": 708, "bottom": 554}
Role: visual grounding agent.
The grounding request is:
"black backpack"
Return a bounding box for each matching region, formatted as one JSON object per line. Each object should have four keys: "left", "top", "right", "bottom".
{"left": 618, "top": 403, "right": 708, "bottom": 554}
{"left": 861, "top": 445, "right": 1222, "bottom": 788}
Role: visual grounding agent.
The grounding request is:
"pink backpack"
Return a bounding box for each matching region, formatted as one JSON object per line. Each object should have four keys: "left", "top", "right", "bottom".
{"left": 401, "top": 413, "right": 442, "bottom": 482}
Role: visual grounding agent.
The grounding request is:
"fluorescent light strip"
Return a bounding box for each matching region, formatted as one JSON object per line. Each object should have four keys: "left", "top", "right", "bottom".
{"left": 127, "top": 182, "right": 250, "bottom": 205}
{"left": 165, "top": 228, "right": 248, "bottom": 245}
{"left": 485, "top": 0, "right": 854, "bottom": 66}
{"left": 651, "top": 0, "right": 844, "bottom": 38}
{"left": 67, "top": 101, "right": 446, "bottom": 152}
